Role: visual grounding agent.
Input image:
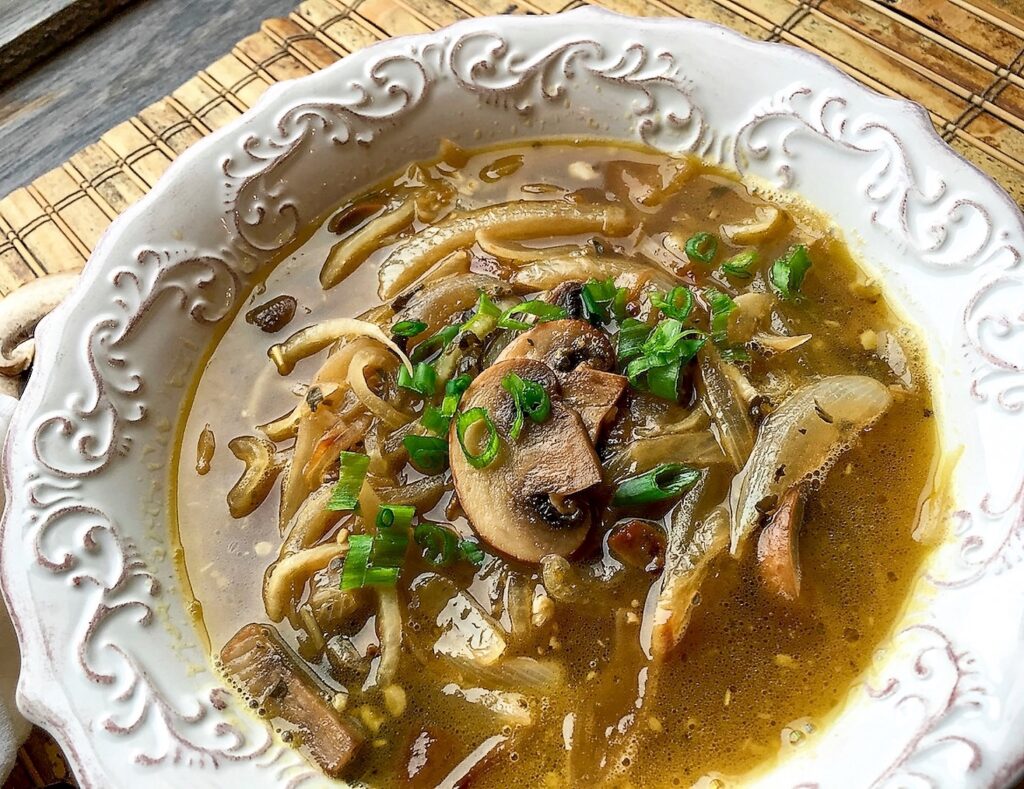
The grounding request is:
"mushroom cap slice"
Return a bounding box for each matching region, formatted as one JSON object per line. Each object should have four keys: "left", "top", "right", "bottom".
{"left": 449, "top": 358, "right": 602, "bottom": 563}
{"left": 496, "top": 319, "right": 626, "bottom": 442}
{"left": 496, "top": 319, "right": 615, "bottom": 375}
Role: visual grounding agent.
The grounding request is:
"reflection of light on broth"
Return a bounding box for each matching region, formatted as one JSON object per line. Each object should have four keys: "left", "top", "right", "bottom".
{"left": 172, "top": 139, "right": 943, "bottom": 786}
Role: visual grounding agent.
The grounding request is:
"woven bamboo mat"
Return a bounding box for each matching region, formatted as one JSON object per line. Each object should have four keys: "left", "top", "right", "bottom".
{"left": 3, "top": 0, "right": 1024, "bottom": 785}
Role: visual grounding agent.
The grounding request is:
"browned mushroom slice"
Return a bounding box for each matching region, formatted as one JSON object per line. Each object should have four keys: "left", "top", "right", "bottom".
{"left": 449, "top": 358, "right": 602, "bottom": 563}
{"left": 220, "top": 623, "right": 363, "bottom": 777}
{"left": 496, "top": 319, "right": 614, "bottom": 374}
{"left": 561, "top": 367, "right": 628, "bottom": 443}
{"left": 496, "top": 319, "right": 626, "bottom": 442}
{"left": 757, "top": 486, "right": 804, "bottom": 601}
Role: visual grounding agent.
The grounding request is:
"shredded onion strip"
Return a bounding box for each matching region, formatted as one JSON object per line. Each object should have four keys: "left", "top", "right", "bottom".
{"left": 264, "top": 541, "right": 349, "bottom": 622}
{"left": 347, "top": 347, "right": 413, "bottom": 429}
{"left": 269, "top": 318, "right": 413, "bottom": 376}
{"left": 320, "top": 198, "right": 416, "bottom": 289}
{"left": 377, "top": 201, "right": 633, "bottom": 298}
{"left": 511, "top": 253, "right": 678, "bottom": 294}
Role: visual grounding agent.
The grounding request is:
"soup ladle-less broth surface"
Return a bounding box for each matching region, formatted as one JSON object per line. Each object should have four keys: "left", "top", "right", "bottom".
{"left": 175, "top": 140, "right": 941, "bottom": 786}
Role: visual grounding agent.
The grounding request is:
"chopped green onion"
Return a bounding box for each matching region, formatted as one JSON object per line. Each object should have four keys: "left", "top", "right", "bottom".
{"left": 498, "top": 300, "right": 567, "bottom": 331}
{"left": 414, "top": 522, "right": 460, "bottom": 566}
{"left": 623, "top": 319, "right": 706, "bottom": 399}
{"left": 339, "top": 507, "right": 411, "bottom": 590}
{"left": 326, "top": 452, "right": 370, "bottom": 511}
{"left": 617, "top": 318, "right": 652, "bottom": 363}
{"left": 770, "top": 244, "right": 812, "bottom": 299}
{"left": 685, "top": 232, "right": 718, "bottom": 264}
{"left": 340, "top": 535, "right": 373, "bottom": 590}
{"left": 391, "top": 319, "right": 427, "bottom": 337}
{"left": 461, "top": 291, "right": 503, "bottom": 338}
{"left": 501, "top": 372, "right": 552, "bottom": 440}
{"left": 705, "top": 288, "right": 737, "bottom": 346}
{"left": 397, "top": 361, "right": 437, "bottom": 397}
{"left": 459, "top": 539, "right": 485, "bottom": 567}
{"left": 646, "top": 358, "right": 682, "bottom": 401}
{"left": 721, "top": 249, "right": 757, "bottom": 279}
{"left": 652, "top": 286, "right": 694, "bottom": 321}
{"left": 376, "top": 503, "right": 415, "bottom": 531}
{"left": 475, "top": 291, "right": 502, "bottom": 317}
{"left": 456, "top": 407, "right": 500, "bottom": 468}
{"left": 443, "top": 374, "right": 472, "bottom": 412}
{"left": 421, "top": 374, "right": 474, "bottom": 435}
{"left": 579, "top": 278, "right": 618, "bottom": 324}
{"left": 421, "top": 406, "right": 451, "bottom": 435}
{"left": 411, "top": 324, "right": 460, "bottom": 363}
{"left": 612, "top": 286, "right": 630, "bottom": 321}
{"left": 403, "top": 434, "right": 449, "bottom": 475}
{"left": 612, "top": 463, "right": 701, "bottom": 506}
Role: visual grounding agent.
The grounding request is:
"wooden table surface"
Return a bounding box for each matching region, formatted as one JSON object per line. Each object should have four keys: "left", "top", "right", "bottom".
{"left": 0, "top": 0, "right": 299, "bottom": 198}
{"left": 1, "top": 0, "right": 1023, "bottom": 786}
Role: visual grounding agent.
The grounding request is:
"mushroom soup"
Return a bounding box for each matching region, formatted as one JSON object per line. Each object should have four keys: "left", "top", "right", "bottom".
{"left": 175, "top": 139, "right": 943, "bottom": 785}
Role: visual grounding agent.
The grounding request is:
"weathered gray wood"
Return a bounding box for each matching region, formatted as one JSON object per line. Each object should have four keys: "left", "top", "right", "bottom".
{"left": 0, "top": 0, "right": 299, "bottom": 197}
{"left": 0, "top": 0, "right": 138, "bottom": 88}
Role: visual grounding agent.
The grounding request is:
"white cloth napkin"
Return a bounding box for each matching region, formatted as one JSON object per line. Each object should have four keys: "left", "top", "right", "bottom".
{"left": 0, "top": 394, "right": 29, "bottom": 780}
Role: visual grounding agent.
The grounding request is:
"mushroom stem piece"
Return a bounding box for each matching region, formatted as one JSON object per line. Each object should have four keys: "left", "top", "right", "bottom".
{"left": 0, "top": 272, "right": 79, "bottom": 377}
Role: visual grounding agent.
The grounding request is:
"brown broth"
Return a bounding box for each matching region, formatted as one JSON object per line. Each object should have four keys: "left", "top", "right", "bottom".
{"left": 173, "top": 139, "right": 940, "bottom": 786}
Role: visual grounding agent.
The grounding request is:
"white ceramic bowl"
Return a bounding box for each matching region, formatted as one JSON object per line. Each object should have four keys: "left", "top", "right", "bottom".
{"left": 3, "top": 8, "right": 1023, "bottom": 788}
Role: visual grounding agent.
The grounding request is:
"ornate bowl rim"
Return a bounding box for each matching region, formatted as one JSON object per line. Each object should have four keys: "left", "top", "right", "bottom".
{"left": 3, "top": 7, "right": 1024, "bottom": 787}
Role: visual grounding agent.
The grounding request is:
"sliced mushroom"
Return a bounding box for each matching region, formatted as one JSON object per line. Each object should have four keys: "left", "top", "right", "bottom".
{"left": 561, "top": 367, "right": 628, "bottom": 444}
{"left": 496, "top": 319, "right": 625, "bottom": 442}
{"left": 449, "top": 358, "right": 602, "bottom": 562}
{"left": 496, "top": 319, "right": 614, "bottom": 374}
{"left": 757, "top": 486, "right": 804, "bottom": 600}
{"left": 0, "top": 272, "right": 78, "bottom": 377}
{"left": 227, "top": 435, "right": 286, "bottom": 518}
{"left": 220, "top": 623, "right": 364, "bottom": 777}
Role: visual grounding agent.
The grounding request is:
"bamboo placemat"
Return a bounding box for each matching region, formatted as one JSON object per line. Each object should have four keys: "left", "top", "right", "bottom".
{"left": 3, "top": 0, "right": 1024, "bottom": 785}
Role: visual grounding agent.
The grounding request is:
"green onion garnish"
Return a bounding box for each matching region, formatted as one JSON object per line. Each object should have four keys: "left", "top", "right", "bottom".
{"left": 339, "top": 507, "right": 412, "bottom": 590}
{"left": 770, "top": 244, "right": 812, "bottom": 299}
{"left": 501, "top": 372, "right": 552, "bottom": 440}
{"left": 684, "top": 232, "right": 718, "bottom": 264}
{"left": 612, "top": 463, "right": 701, "bottom": 506}
{"left": 498, "top": 300, "right": 567, "bottom": 331}
{"left": 403, "top": 434, "right": 449, "bottom": 475}
{"left": 421, "top": 406, "right": 450, "bottom": 435}
{"left": 391, "top": 319, "right": 427, "bottom": 337}
{"left": 721, "top": 249, "right": 757, "bottom": 279}
{"left": 443, "top": 374, "right": 472, "bottom": 412}
{"left": 397, "top": 361, "right": 437, "bottom": 398}
{"left": 411, "top": 324, "right": 460, "bottom": 363}
{"left": 617, "top": 318, "right": 653, "bottom": 363}
{"left": 421, "top": 374, "right": 474, "bottom": 436}
{"left": 340, "top": 535, "right": 374, "bottom": 590}
{"left": 460, "top": 291, "right": 503, "bottom": 338}
{"left": 456, "top": 407, "right": 500, "bottom": 468}
{"left": 645, "top": 358, "right": 683, "bottom": 401}
{"left": 376, "top": 503, "right": 415, "bottom": 531}
{"left": 652, "top": 286, "right": 694, "bottom": 321}
{"left": 326, "top": 451, "right": 370, "bottom": 511}
{"left": 414, "top": 521, "right": 460, "bottom": 566}
{"left": 580, "top": 278, "right": 618, "bottom": 324}
{"left": 459, "top": 539, "right": 485, "bottom": 567}
{"left": 705, "top": 288, "right": 737, "bottom": 346}
{"left": 612, "top": 286, "right": 630, "bottom": 321}
{"left": 623, "top": 319, "right": 706, "bottom": 400}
